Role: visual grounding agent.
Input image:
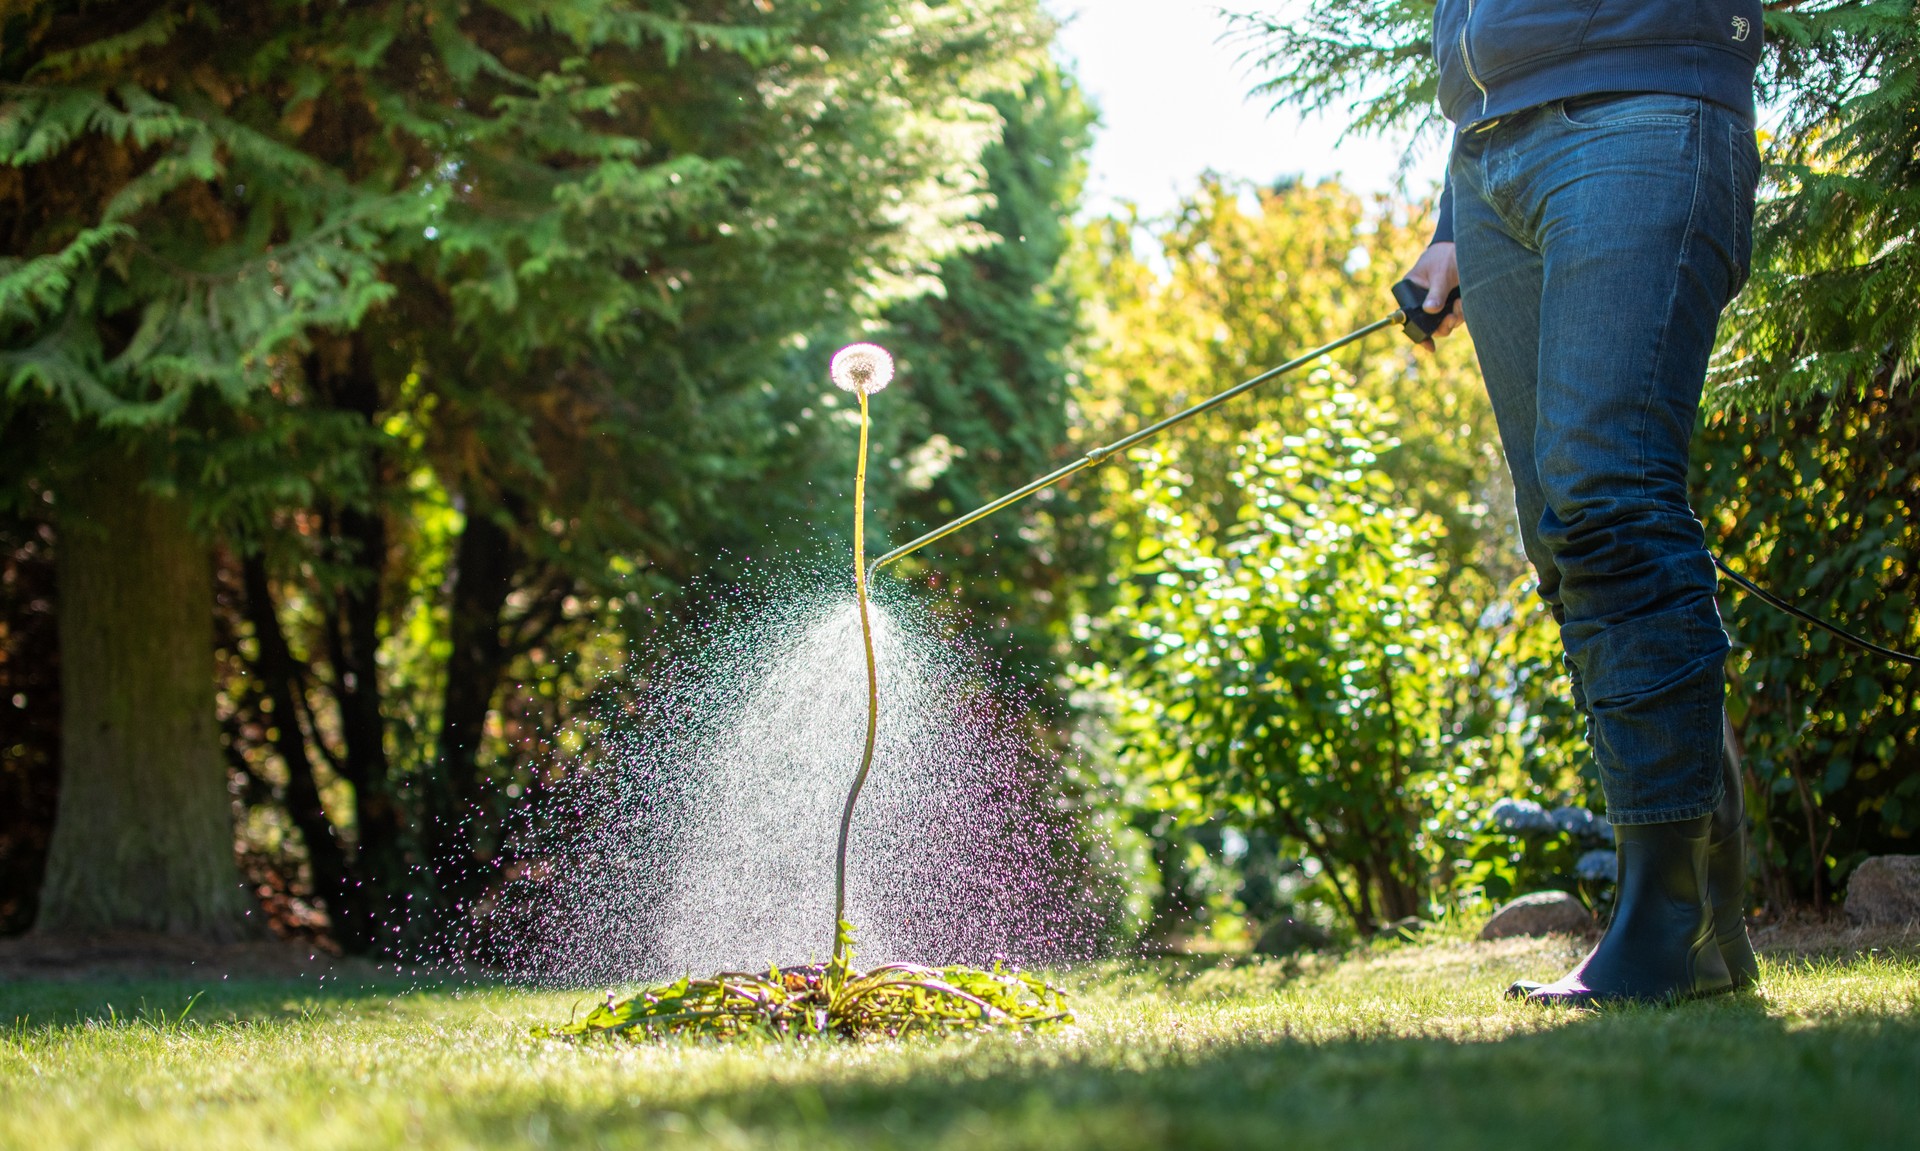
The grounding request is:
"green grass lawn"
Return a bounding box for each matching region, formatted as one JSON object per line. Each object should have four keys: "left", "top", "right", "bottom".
{"left": 4, "top": 933, "right": 1917, "bottom": 1150}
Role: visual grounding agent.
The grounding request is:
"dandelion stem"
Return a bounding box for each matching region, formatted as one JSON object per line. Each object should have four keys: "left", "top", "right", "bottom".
{"left": 833, "top": 387, "right": 880, "bottom": 965}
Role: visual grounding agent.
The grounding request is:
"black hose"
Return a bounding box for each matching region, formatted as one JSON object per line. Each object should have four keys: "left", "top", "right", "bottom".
{"left": 1714, "top": 553, "right": 1920, "bottom": 669}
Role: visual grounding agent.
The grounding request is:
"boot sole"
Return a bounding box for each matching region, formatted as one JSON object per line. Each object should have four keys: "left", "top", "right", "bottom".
{"left": 1518, "top": 979, "right": 1738, "bottom": 1008}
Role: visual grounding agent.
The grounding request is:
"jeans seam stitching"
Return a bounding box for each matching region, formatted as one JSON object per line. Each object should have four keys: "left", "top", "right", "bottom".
{"left": 1729, "top": 123, "right": 1755, "bottom": 296}
{"left": 1570, "top": 116, "right": 1693, "bottom": 127}
{"left": 1609, "top": 801, "right": 1716, "bottom": 825}
{"left": 1637, "top": 114, "right": 1706, "bottom": 501}
{"left": 1557, "top": 111, "right": 1695, "bottom": 130}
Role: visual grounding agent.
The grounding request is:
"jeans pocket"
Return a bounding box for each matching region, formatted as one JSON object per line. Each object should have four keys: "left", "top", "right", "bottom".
{"left": 1557, "top": 92, "right": 1699, "bottom": 129}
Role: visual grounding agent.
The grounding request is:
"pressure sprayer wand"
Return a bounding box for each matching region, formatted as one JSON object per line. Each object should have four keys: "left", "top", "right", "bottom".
{"left": 867, "top": 278, "right": 1920, "bottom": 671}
{"left": 867, "top": 289, "right": 1446, "bottom": 579}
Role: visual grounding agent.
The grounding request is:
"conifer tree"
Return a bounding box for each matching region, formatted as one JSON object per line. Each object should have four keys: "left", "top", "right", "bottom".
{"left": 877, "top": 66, "right": 1095, "bottom": 703}
{"left": 1714, "top": 0, "right": 1920, "bottom": 406}
{"left": 2, "top": 0, "right": 1049, "bottom": 946}
{"left": 2, "top": 1, "right": 402, "bottom": 937}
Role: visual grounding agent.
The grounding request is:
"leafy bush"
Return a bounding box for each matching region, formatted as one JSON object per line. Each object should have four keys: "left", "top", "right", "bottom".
{"left": 1697, "top": 388, "right": 1920, "bottom": 911}
{"left": 1080, "top": 381, "right": 1581, "bottom": 933}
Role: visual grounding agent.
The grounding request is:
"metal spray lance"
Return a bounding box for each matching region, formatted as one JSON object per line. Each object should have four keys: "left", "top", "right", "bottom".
{"left": 866, "top": 280, "right": 1456, "bottom": 579}
{"left": 823, "top": 283, "right": 1459, "bottom": 963}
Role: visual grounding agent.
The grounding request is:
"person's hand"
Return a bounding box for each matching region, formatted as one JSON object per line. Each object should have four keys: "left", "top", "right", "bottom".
{"left": 1405, "top": 241, "right": 1464, "bottom": 353}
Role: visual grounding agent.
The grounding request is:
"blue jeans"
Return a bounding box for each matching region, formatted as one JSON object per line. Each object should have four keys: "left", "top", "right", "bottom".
{"left": 1451, "top": 93, "right": 1760, "bottom": 824}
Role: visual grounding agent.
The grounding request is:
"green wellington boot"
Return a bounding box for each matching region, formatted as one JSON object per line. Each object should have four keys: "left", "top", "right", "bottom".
{"left": 1711, "top": 723, "right": 1761, "bottom": 989}
{"left": 1509, "top": 814, "right": 1733, "bottom": 1007}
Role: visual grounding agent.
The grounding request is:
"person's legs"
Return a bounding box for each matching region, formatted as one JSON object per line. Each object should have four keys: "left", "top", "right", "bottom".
{"left": 1453, "top": 93, "right": 1759, "bottom": 1004}
{"left": 1527, "top": 94, "right": 1753, "bottom": 825}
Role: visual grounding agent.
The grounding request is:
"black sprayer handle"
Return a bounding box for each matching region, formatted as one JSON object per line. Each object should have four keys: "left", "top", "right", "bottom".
{"left": 1392, "top": 278, "right": 1462, "bottom": 344}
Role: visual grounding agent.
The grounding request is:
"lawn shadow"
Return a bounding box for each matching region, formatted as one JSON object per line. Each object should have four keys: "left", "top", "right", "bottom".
{"left": 0, "top": 967, "right": 474, "bottom": 1033}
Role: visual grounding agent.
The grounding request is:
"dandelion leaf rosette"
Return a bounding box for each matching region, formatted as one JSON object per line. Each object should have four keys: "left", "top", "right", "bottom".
{"left": 537, "top": 925, "right": 1073, "bottom": 1042}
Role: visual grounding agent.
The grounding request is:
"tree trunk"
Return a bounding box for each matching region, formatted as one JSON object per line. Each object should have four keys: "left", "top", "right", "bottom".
{"left": 36, "top": 453, "right": 256, "bottom": 939}
{"left": 0, "top": 514, "right": 61, "bottom": 935}
{"left": 311, "top": 339, "right": 420, "bottom": 956}
{"left": 429, "top": 505, "right": 520, "bottom": 918}
{"left": 239, "top": 554, "right": 362, "bottom": 947}
{"left": 321, "top": 495, "right": 420, "bottom": 955}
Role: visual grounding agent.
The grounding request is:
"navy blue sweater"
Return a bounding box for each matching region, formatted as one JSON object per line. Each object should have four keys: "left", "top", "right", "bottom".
{"left": 1431, "top": 0, "right": 1763, "bottom": 242}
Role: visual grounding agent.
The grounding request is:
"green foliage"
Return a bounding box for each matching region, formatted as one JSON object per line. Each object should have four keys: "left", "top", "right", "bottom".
{"left": 1082, "top": 382, "right": 1563, "bottom": 931}
{"left": 1070, "top": 178, "right": 1504, "bottom": 578}
{"left": 1460, "top": 822, "right": 1610, "bottom": 910}
{"left": 874, "top": 65, "right": 1096, "bottom": 703}
{"left": 538, "top": 921, "right": 1073, "bottom": 1041}
{"left": 1715, "top": 0, "right": 1920, "bottom": 407}
{"left": 1230, "top": 1, "right": 1444, "bottom": 140}
{"left": 1070, "top": 178, "right": 1583, "bottom": 938}
{"left": 1085, "top": 383, "right": 1460, "bottom": 929}
{"left": 0, "top": 0, "right": 1060, "bottom": 949}
{"left": 0, "top": 39, "right": 392, "bottom": 426}
{"left": 1696, "top": 386, "right": 1920, "bottom": 910}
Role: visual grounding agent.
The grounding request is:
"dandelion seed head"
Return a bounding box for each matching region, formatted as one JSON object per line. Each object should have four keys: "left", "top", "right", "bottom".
{"left": 831, "top": 343, "right": 894, "bottom": 395}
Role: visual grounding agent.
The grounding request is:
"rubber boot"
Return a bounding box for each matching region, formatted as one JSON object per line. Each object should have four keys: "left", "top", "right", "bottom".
{"left": 1510, "top": 815, "right": 1732, "bottom": 1007}
{"left": 1711, "top": 721, "right": 1761, "bottom": 989}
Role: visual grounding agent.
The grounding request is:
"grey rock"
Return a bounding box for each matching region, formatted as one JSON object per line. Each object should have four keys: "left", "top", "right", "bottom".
{"left": 1253, "top": 916, "right": 1332, "bottom": 957}
{"left": 1845, "top": 855, "right": 1920, "bottom": 926}
{"left": 1479, "top": 890, "right": 1594, "bottom": 940}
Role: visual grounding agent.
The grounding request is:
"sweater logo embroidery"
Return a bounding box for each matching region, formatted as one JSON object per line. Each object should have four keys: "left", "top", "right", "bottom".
{"left": 1730, "top": 16, "right": 1751, "bottom": 41}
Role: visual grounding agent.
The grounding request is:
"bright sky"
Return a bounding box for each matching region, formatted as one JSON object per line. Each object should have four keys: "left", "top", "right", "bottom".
{"left": 1043, "top": 0, "right": 1442, "bottom": 219}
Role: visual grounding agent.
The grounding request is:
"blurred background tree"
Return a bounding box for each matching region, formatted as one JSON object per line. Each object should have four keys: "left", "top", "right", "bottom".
{"left": 874, "top": 65, "right": 1095, "bottom": 716}
{"left": 3, "top": 0, "right": 404, "bottom": 941}
{"left": 1, "top": 0, "right": 1051, "bottom": 952}
{"left": 1696, "top": 395, "right": 1918, "bottom": 912}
